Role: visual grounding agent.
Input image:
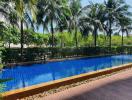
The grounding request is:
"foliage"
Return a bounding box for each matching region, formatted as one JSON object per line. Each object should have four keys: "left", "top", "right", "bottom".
{"left": 36, "top": 0, "right": 71, "bottom": 47}
{"left": 0, "top": 41, "right": 11, "bottom": 98}
{"left": 3, "top": 46, "right": 132, "bottom": 63}
{"left": 0, "top": 0, "right": 132, "bottom": 49}
{"left": 0, "top": 0, "right": 132, "bottom": 61}
{"left": 3, "top": 26, "right": 20, "bottom": 46}
{"left": 2, "top": 29, "right": 132, "bottom": 48}
{"left": 79, "top": 3, "right": 105, "bottom": 47}
{"left": 0, "top": 42, "right": 4, "bottom": 64}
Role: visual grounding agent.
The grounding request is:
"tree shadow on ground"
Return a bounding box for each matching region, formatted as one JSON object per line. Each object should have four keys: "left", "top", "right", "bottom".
{"left": 66, "top": 76, "right": 132, "bottom": 100}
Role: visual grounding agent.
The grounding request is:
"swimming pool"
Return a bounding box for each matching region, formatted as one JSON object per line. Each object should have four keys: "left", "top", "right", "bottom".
{"left": 1, "top": 55, "right": 132, "bottom": 92}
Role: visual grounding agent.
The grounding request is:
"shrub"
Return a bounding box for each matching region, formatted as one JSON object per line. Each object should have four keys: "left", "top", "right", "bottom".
{"left": 2, "top": 46, "right": 132, "bottom": 64}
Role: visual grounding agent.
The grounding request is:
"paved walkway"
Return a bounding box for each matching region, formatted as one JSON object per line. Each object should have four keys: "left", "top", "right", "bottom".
{"left": 41, "top": 69, "right": 132, "bottom": 100}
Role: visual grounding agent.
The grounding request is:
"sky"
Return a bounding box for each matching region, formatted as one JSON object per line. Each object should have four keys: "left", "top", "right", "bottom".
{"left": 81, "top": 0, "right": 104, "bottom": 6}
{"left": 81, "top": 0, "right": 132, "bottom": 7}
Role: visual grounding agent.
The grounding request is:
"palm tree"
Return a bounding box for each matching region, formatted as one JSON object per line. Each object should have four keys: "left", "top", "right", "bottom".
{"left": 0, "top": 0, "right": 19, "bottom": 49}
{"left": 115, "top": 1, "right": 132, "bottom": 46}
{"left": 0, "top": 0, "right": 10, "bottom": 16}
{"left": 79, "top": 3, "right": 105, "bottom": 47}
{"left": 36, "top": 0, "right": 70, "bottom": 47}
{"left": 104, "top": 0, "right": 115, "bottom": 47}
{"left": 36, "top": 0, "right": 48, "bottom": 34}
{"left": 69, "top": 0, "right": 82, "bottom": 48}
{"left": 13, "top": 0, "right": 37, "bottom": 59}
{"left": 56, "top": 9, "right": 71, "bottom": 48}
{"left": 118, "top": 17, "right": 132, "bottom": 46}
{"left": 57, "top": 17, "right": 68, "bottom": 48}
{"left": 7, "top": 11, "right": 19, "bottom": 48}
{"left": 104, "top": 0, "right": 131, "bottom": 47}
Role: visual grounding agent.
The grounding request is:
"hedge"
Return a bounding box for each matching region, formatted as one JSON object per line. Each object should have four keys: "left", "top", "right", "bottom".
{"left": 2, "top": 46, "right": 132, "bottom": 64}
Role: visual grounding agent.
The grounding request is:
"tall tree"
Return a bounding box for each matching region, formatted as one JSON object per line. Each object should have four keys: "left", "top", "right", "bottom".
{"left": 104, "top": 0, "right": 131, "bottom": 47}
{"left": 13, "top": 0, "right": 37, "bottom": 59}
{"left": 36, "top": 0, "right": 70, "bottom": 47}
{"left": 118, "top": 17, "right": 132, "bottom": 46}
{"left": 69, "top": 0, "right": 82, "bottom": 47}
{"left": 56, "top": 8, "right": 71, "bottom": 48}
{"left": 57, "top": 17, "right": 68, "bottom": 48}
{"left": 79, "top": 3, "right": 105, "bottom": 47}
{"left": 36, "top": 0, "right": 48, "bottom": 34}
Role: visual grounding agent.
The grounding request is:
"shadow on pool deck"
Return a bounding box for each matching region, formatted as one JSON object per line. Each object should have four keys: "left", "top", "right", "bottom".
{"left": 42, "top": 69, "right": 132, "bottom": 100}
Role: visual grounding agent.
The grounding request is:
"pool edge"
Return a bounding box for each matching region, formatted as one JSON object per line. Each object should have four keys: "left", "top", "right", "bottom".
{"left": 2, "top": 63, "right": 132, "bottom": 100}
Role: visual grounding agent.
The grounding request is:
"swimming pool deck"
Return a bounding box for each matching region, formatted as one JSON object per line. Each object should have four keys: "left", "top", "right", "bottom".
{"left": 42, "top": 68, "right": 132, "bottom": 100}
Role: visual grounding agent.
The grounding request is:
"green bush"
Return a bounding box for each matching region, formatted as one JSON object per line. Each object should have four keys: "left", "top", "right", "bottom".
{"left": 2, "top": 46, "right": 132, "bottom": 64}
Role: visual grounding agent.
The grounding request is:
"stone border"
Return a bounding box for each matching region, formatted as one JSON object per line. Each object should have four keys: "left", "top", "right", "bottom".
{"left": 2, "top": 63, "right": 132, "bottom": 100}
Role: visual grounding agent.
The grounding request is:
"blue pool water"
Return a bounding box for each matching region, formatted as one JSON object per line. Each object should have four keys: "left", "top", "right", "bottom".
{"left": 1, "top": 55, "right": 132, "bottom": 92}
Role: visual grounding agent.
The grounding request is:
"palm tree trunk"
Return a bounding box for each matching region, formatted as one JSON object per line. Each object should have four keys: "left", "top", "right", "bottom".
{"left": 8, "top": 41, "right": 11, "bottom": 49}
{"left": 50, "top": 18, "right": 55, "bottom": 58}
{"left": 109, "top": 19, "right": 112, "bottom": 48}
{"left": 51, "top": 19, "right": 54, "bottom": 47}
{"left": 68, "top": 19, "right": 72, "bottom": 34}
{"left": 60, "top": 29, "right": 63, "bottom": 48}
{"left": 20, "top": 19, "right": 24, "bottom": 60}
{"left": 103, "top": 25, "right": 108, "bottom": 47}
{"left": 61, "top": 35, "right": 63, "bottom": 48}
{"left": 121, "top": 31, "right": 124, "bottom": 47}
{"left": 107, "top": 19, "right": 112, "bottom": 54}
{"left": 75, "top": 26, "right": 78, "bottom": 48}
{"left": 43, "top": 25, "right": 45, "bottom": 34}
{"left": 93, "top": 28, "right": 98, "bottom": 47}
{"left": 109, "top": 32, "right": 112, "bottom": 47}
{"left": 109, "top": 31, "right": 112, "bottom": 54}
{"left": 104, "top": 32, "right": 107, "bottom": 47}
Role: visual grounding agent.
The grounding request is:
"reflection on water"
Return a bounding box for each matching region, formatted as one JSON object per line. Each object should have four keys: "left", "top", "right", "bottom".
{"left": 1, "top": 55, "right": 132, "bottom": 91}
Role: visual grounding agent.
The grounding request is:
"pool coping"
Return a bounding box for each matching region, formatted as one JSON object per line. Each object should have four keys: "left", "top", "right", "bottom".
{"left": 2, "top": 63, "right": 132, "bottom": 100}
